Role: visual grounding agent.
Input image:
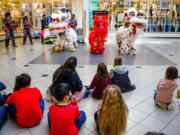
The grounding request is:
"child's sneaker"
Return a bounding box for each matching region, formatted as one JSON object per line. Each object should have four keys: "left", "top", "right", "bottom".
{"left": 155, "top": 100, "right": 167, "bottom": 109}
{"left": 167, "top": 103, "right": 174, "bottom": 111}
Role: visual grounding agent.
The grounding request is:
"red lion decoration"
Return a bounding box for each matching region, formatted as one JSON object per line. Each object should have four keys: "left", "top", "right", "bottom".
{"left": 88, "top": 19, "right": 108, "bottom": 53}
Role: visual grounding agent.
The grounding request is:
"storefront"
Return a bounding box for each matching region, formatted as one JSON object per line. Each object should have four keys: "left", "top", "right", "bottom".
{"left": 88, "top": 0, "right": 180, "bottom": 33}
{"left": 0, "top": 0, "right": 83, "bottom": 35}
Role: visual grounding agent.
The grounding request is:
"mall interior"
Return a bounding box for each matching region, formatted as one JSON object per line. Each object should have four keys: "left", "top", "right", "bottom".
{"left": 0, "top": 0, "right": 180, "bottom": 135}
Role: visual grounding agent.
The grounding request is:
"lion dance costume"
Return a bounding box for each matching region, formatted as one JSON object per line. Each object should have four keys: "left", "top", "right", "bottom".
{"left": 116, "top": 8, "right": 147, "bottom": 55}
{"left": 89, "top": 19, "right": 108, "bottom": 53}
{"left": 47, "top": 6, "right": 78, "bottom": 52}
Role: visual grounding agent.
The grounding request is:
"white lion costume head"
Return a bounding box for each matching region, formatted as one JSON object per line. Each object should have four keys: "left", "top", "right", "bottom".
{"left": 48, "top": 6, "right": 78, "bottom": 52}
{"left": 116, "top": 8, "right": 147, "bottom": 55}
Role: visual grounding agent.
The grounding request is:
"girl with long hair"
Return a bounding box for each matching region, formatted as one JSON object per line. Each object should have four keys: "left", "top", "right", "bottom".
{"left": 90, "top": 63, "right": 112, "bottom": 99}
{"left": 94, "top": 85, "right": 128, "bottom": 135}
{"left": 48, "top": 56, "right": 86, "bottom": 102}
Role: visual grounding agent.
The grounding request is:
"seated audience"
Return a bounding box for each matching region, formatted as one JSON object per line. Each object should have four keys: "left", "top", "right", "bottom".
{"left": 154, "top": 66, "right": 178, "bottom": 110}
{"left": 90, "top": 62, "right": 112, "bottom": 99}
{"left": 110, "top": 56, "right": 135, "bottom": 92}
{"left": 0, "top": 81, "right": 7, "bottom": 129}
{"left": 48, "top": 56, "right": 86, "bottom": 102}
{"left": 6, "top": 73, "right": 44, "bottom": 127}
{"left": 48, "top": 83, "right": 86, "bottom": 135}
{"left": 94, "top": 85, "right": 128, "bottom": 135}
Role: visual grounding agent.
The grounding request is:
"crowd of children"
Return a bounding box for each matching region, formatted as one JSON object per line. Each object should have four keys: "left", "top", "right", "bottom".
{"left": 0, "top": 55, "right": 179, "bottom": 135}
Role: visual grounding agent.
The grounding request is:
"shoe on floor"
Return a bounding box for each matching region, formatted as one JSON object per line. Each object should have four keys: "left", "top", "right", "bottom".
{"left": 155, "top": 100, "right": 167, "bottom": 109}
{"left": 167, "top": 103, "right": 175, "bottom": 111}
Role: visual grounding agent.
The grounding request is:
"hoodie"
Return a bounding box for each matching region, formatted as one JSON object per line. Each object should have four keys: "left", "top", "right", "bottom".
{"left": 156, "top": 78, "right": 177, "bottom": 103}
{"left": 110, "top": 65, "right": 135, "bottom": 92}
{"left": 110, "top": 65, "right": 128, "bottom": 78}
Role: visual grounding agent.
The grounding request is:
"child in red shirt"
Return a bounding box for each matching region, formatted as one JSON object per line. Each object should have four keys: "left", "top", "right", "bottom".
{"left": 90, "top": 63, "right": 112, "bottom": 99}
{"left": 6, "top": 73, "right": 44, "bottom": 127}
{"left": 48, "top": 83, "right": 86, "bottom": 135}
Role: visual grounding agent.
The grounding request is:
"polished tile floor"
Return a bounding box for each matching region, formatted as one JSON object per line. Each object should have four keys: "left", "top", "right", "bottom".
{"left": 0, "top": 36, "right": 180, "bottom": 135}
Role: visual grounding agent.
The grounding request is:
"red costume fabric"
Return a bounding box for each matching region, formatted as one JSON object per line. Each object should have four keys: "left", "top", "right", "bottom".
{"left": 88, "top": 19, "right": 108, "bottom": 53}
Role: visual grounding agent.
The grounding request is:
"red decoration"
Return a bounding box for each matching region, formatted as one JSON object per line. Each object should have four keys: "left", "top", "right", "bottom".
{"left": 89, "top": 11, "right": 108, "bottom": 53}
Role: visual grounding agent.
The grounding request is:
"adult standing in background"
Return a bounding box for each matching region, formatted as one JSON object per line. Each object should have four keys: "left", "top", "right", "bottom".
{"left": 69, "top": 14, "right": 77, "bottom": 31}
{"left": 23, "top": 16, "right": 33, "bottom": 45}
{"left": 4, "top": 12, "right": 17, "bottom": 48}
{"left": 41, "top": 15, "right": 48, "bottom": 44}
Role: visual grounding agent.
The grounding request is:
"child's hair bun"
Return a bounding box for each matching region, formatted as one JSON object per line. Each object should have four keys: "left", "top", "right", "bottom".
{"left": 177, "top": 89, "right": 180, "bottom": 98}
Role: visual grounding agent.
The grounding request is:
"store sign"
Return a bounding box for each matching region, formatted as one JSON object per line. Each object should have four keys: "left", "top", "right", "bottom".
{"left": 118, "top": 0, "right": 124, "bottom": 8}
{"left": 89, "top": 1, "right": 99, "bottom": 28}
{"left": 93, "top": 11, "right": 108, "bottom": 20}
{"left": 124, "top": 0, "right": 132, "bottom": 7}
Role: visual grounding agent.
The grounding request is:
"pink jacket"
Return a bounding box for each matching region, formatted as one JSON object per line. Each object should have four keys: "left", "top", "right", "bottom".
{"left": 156, "top": 78, "right": 178, "bottom": 103}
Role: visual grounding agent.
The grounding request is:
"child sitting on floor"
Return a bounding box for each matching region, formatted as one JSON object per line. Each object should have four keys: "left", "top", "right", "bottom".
{"left": 48, "top": 83, "right": 86, "bottom": 135}
{"left": 154, "top": 66, "right": 178, "bottom": 111}
{"left": 94, "top": 85, "right": 128, "bottom": 135}
{"left": 48, "top": 56, "right": 87, "bottom": 102}
{"left": 6, "top": 73, "right": 44, "bottom": 127}
{"left": 0, "top": 81, "right": 7, "bottom": 129}
{"left": 110, "top": 56, "right": 135, "bottom": 92}
{"left": 90, "top": 62, "right": 112, "bottom": 99}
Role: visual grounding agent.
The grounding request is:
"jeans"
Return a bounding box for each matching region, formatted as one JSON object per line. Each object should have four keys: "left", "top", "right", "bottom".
{"left": 47, "top": 110, "right": 86, "bottom": 130}
{"left": 8, "top": 98, "right": 44, "bottom": 120}
{"left": 23, "top": 28, "right": 33, "bottom": 45}
{"left": 5, "top": 29, "right": 16, "bottom": 47}
{"left": 0, "top": 106, "right": 7, "bottom": 129}
{"left": 163, "top": 19, "right": 171, "bottom": 32}
{"left": 75, "top": 111, "right": 86, "bottom": 130}
{"left": 175, "top": 22, "right": 180, "bottom": 32}
{"left": 0, "top": 82, "right": 6, "bottom": 91}
{"left": 154, "top": 90, "right": 158, "bottom": 100}
{"left": 150, "top": 21, "right": 158, "bottom": 32}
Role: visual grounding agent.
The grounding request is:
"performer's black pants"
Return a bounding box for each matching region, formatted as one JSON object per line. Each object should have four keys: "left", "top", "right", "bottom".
{"left": 5, "top": 30, "right": 16, "bottom": 48}
{"left": 23, "top": 28, "right": 33, "bottom": 45}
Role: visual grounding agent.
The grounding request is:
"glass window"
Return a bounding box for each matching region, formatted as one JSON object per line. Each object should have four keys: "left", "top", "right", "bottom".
{"left": 0, "top": 0, "right": 81, "bottom": 34}
{"left": 89, "top": 0, "right": 180, "bottom": 32}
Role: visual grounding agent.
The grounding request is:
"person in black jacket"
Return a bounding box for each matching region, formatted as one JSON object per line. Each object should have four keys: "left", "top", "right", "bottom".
{"left": 110, "top": 56, "right": 135, "bottom": 92}
{"left": 48, "top": 56, "right": 86, "bottom": 102}
{"left": 4, "top": 12, "right": 17, "bottom": 48}
{"left": 41, "top": 15, "right": 48, "bottom": 44}
{"left": 23, "top": 16, "right": 33, "bottom": 45}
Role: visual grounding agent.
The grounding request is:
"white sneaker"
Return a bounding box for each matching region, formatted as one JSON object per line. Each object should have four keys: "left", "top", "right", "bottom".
{"left": 167, "top": 103, "right": 175, "bottom": 111}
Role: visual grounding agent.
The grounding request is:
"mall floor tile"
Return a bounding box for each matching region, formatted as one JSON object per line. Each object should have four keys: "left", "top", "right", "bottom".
{"left": 0, "top": 37, "right": 180, "bottom": 135}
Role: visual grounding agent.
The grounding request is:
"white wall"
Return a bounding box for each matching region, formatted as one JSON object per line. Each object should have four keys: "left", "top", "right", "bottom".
{"left": 83, "top": 0, "right": 89, "bottom": 42}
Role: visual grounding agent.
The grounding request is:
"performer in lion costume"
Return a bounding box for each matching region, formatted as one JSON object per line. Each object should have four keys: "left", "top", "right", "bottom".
{"left": 48, "top": 5, "right": 78, "bottom": 52}
{"left": 116, "top": 8, "right": 148, "bottom": 55}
